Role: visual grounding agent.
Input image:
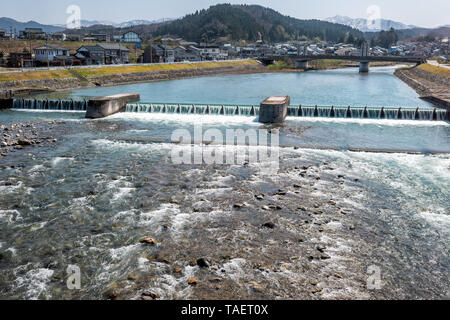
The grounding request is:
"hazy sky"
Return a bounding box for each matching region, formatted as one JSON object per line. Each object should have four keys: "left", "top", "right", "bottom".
{"left": 2, "top": 0, "right": 449, "bottom": 28}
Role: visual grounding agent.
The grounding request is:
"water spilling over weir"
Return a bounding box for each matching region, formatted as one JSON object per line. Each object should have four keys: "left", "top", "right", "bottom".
{"left": 12, "top": 98, "right": 88, "bottom": 111}
{"left": 126, "top": 103, "right": 448, "bottom": 121}
{"left": 10, "top": 99, "right": 449, "bottom": 121}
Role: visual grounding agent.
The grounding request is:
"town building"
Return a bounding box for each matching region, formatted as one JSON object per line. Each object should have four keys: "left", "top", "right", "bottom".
{"left": 20, "top": 28, "right": 46, "bottom": 40}
{"left": 7, "top": 52, "right": 34, "bottom": 68}
{"left": 33, "top": 44, "right": 73, "bottom": 66}
{"left": 97, "top": 44, "right": 130, "bottom": 64}
{"left": 199, "top": 46, "right": 222, "bottom": 60}
{"left": 52, "top": 33, "right": 67, "bottom": 41}
{"left": 66, "top": 34, "right": 83, "bottom": 42}
{"left": 76, "top": 46, "right": 105, "bottom": 65}
{"left": 121, "top": 32, "right": 141, "bottom": 44}
{"left": 173, "top": 46, "right": 202, "bottom": 62}
{"left": 142, "top": 45, "right": 174, "bottom": 63}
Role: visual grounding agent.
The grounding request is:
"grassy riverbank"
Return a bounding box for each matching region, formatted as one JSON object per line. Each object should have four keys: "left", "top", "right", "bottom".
{"left": 75, "top": 60, "right": 260, "bottom": 78}
{"left": 417, "top": 64, "right": 450, "bottom": 78}
{"left": 0, "top": 60, "right": 260, "bottom": 83}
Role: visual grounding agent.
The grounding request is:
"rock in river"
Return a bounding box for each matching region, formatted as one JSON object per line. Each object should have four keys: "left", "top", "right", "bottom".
{"left": 197, "top": 258, "right": 210, "bottom": 268}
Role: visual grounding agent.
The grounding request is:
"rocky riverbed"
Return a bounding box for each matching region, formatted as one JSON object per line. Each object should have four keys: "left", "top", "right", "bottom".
{"left": 0, "top": 113, "right": 448, "bottom": 301}
{"left": 0, "top": 121, "right": 65, "bottom": 158}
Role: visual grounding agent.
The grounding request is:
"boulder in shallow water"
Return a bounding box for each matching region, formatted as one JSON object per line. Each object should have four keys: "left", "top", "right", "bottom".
{"left": 140, "top": 238, "right": 157, "bottom": 245}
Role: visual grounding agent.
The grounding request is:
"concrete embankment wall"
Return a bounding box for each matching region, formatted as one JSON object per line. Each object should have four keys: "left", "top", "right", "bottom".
{"left": 395, "top": 67, "right": 450, "bottom": 117}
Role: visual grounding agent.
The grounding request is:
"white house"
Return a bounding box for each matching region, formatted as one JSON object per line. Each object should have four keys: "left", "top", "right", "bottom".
{"left": 121, "top": 31, "right": 141, "bottom": 44}
{"left": 33, "top": 45, "right": 70, "bottom": 62}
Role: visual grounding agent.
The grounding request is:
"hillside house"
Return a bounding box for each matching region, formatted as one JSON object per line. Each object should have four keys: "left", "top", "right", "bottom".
{"left": 121, "top": 32, "right": 141, "bottom": 43}
{"left": 97, "top": 44, "right": 130, "bottom": 64}
{"left": 20, "top": 28, "right": 46, "bottom": 40}
{"left": 7, "top": 52, "right": 34, "bottom": 68}
{"left": 76, "top": 46, "right": 105, "bottom": 65}
{"left": 173, "top": 46, "right": 201, "bottom": 62}
{"left": 143, "top": 45, "right": 174, "bottom": 63}
{"left": 33, "top": 45, "right": 73, "bottom": 66}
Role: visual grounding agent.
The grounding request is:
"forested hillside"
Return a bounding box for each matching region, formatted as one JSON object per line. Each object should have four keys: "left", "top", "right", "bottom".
{"left": 155, "top": 4, "right": 364, "bottom": 43}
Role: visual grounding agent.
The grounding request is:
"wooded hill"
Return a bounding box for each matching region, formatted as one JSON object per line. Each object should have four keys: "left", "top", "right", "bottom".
{"left": 154, "top": 4, "right": 364, "bottom": 43}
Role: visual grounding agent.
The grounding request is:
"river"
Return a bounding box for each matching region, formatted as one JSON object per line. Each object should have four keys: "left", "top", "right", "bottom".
{"left": 0, "top": 66, "right": 448, "bottom": 300}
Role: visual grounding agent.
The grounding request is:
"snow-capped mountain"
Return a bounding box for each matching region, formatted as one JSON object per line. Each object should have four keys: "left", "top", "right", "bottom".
{"left": 54, "top": 18, "right": 173, "bottom": 29}
{"left": 325, "top": 15, "right": 417, "bottom": 32}
{"left": 116, "top": 18, "right": 173, "bottom": 28}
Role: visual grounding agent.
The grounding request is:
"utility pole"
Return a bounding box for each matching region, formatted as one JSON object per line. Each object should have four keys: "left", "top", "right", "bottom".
{"left": 46, "top": 35, "right": 50, "bottom": 69}
{"left": 150, "top": 38, "right": 153, "bottom": 64}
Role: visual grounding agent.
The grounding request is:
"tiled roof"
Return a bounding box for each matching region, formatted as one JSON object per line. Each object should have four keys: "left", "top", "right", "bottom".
{"left": 97, "top": 44, "right": 130, "bottom": 51}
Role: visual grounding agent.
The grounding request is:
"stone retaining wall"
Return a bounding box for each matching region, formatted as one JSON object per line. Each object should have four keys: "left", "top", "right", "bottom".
{"left": 408, "top": 67, "right": 450, "bottom": 87}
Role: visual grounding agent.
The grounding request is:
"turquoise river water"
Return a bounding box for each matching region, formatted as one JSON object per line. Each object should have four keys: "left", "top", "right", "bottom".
{"left": 0, "top": 66, "right": 448, "bottom": 300}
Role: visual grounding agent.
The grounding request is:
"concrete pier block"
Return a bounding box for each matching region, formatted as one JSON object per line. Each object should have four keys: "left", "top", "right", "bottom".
{"left": 86, "top": 93, "right": 140, "bottom": 119}
{"left": 359, "top": 61, "right": 370, "bottom": 73}
{"left": 295, "top": 60, "right": 309, "bottom": 69}
{"left": 259, "top": 96, "right": 290, "bottom": 123}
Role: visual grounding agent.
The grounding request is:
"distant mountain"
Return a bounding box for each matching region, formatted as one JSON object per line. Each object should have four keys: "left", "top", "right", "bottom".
{"left": 155, "top": 4, "right": 364, "bottom": 43}
{"left": 325, "top": 15, "right": 417, "bottom": 32}
{"left": 365, "top": 26, "right": 450, "bottom": 41}
{"left": 0, "top": 17, "right": 64, "bottom": 33}
{"left": 60, "top": 18, "right": 174, "bottom": 28}
{"left": 116, "top": 19, "right": 174, "bottom": 28}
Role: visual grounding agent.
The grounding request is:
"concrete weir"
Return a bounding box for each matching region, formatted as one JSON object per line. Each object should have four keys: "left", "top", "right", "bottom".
{"left": 259, "top": 96, "right": 290, "bottom": 123}
{"left": 86, "top": 93, "right": 140, "bottom": 119}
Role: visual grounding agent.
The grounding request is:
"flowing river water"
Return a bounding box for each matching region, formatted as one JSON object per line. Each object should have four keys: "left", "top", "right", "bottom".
{"left": 0, "top": 66, "right": 449, "bottom": 300}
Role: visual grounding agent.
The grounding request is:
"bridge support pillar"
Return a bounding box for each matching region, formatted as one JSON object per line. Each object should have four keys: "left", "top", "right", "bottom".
{"left": 295, "top": 60, "right": 309, "bottom": 70}
{"left": 359, "top": 61, "right": 370, "bottom": 73}
{"left": 259, "top": 96, "right": 290, "bottom": 123}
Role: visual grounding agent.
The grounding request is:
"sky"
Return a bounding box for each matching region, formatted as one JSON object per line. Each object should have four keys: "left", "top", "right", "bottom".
{"left": 2, "top": 0, "right": 449, "bottom": 28}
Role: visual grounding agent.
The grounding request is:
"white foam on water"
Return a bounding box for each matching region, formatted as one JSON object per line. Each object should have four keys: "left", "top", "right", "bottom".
{"left": 109, "top": 244, "right": 140, "bottom": 261}
{"left": 286, "top": 116, "right": 450, "bottom": 127}
{"left": 112, "top": 210, "right": 138, "bottom": 224}
{"left": 112, "top": 187, "right": 135, "bottom": 202}
{"left": 321, "top": 286, "right": 371, "bottom": 300}
{"left": 209, "top": 175, "right": 236, "bottom": 188}
{"left": 111, "top": 112, "right": 262, "bottom": 126}
{"left": 140, "top": 204, "right": 194, "bottom": 238}
{"left": 91, "top": 139, "right": 174, "bottom": 154}
{"left": 6, "top": 247, "right": 17, "bottom": 256}
{"left": 0, "top": 210, "right": 22, "bottom": 224}
{"left": 28, "top": 164, "right": 47, "bottom": 177}
{"left": 218, "top": 258, "right": 248, "bottom": 283}
{"left": 14, "top": 268, "right": 54, "bottom": 300}
{"left": 150, "top": 265, "right": 196, "bottom": 300}
{"left": 0, "top": 181, "right": 24, "bottom": 194}
{"left": 50, "top": 157, "right": 75, "bottom": 167}
{"left": 417, "top": 211, "right": 450, "bottom": 234}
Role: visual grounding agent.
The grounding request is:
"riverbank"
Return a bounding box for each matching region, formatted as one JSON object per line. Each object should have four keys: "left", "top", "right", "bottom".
{"left": 0, "top": 60, "right": 264, "bottom": 95}
{"left": 0, "top": 60, "right": 406, "bottom": 98}
{"left": 395, "top": 64, "right": 450, "bottom": 111}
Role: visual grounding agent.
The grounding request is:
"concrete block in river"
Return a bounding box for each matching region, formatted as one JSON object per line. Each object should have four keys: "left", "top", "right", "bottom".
{"left": 259, "top": 96, "right": 290, "bottom": 123}
{"left": 86, "top": 93, "right": 140, "bottom": 119}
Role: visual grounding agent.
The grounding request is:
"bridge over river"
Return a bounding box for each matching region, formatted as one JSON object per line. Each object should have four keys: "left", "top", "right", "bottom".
{"left": 259, "top": 55, "right": 426, "bottom": 73}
